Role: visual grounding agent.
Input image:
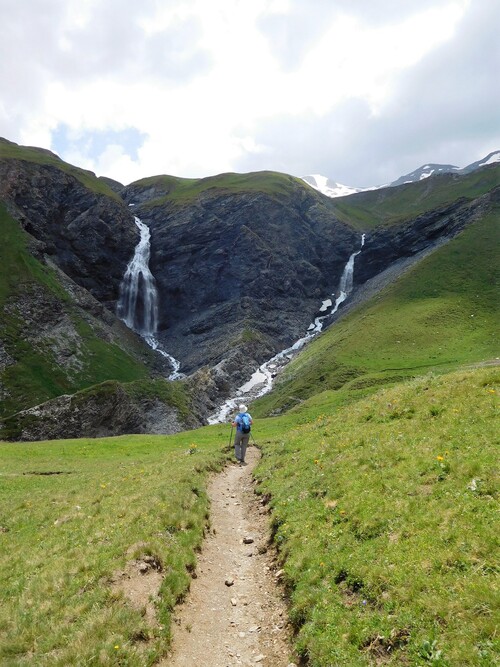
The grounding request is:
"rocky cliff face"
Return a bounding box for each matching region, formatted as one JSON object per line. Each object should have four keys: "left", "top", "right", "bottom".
{"left": 0, "top": 157, "right": 137, "bottom": 307}
{"left": 356, "top": 194, "right": 494, "bottom": 284}
{"left": 123, "top": 176, "right": 360, "bottom": 376}
{"left": 0, "top": 380, "right": 201, "bottom": 442}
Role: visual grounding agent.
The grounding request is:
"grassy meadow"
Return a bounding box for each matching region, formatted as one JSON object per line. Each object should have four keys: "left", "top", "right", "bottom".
{"left": 254, "top": 366, "right": 499, "bottom": 666}
{"left": 0, "top": 428, "right": 232, "bottom": 666}
{"left": 1, "top": 366, "right": 497, "bottom": 666}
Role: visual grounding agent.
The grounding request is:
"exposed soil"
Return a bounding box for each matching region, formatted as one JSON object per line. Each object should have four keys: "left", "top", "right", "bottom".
{"left": 112, "top": 548, "right": 164, "bottom": 627}
{"left": 162, "top": 445, "right": 296, "bottom": 667}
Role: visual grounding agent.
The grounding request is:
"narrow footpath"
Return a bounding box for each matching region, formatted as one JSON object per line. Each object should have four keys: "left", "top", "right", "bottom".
{"left": 163, "top": 445, "right": 296, "bottom": 667}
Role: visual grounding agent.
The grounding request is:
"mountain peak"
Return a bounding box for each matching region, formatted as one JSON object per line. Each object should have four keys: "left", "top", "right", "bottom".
{"left": 303, "top": 150, "right": 500, "bottom": 198}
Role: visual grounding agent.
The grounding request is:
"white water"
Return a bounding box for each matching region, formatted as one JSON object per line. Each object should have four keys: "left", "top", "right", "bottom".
{"left": 117, "top": 217, "right": 158, "bottom": 335}
{"left": 208, "top": 235, "right": 365, "bottom": 423}
{"left": 144, "top": 335, "right": 183, "bottom": 381}
{"left": 117, "top": 217, "right": 182, "bottom": 380}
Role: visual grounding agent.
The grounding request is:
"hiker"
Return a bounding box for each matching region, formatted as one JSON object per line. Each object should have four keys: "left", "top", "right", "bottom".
{"left": 232, "top": 403, "right": 252, "bottom": 465}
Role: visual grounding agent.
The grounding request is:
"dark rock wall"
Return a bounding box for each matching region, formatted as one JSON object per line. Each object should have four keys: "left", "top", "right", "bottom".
{"left": 0, "top": 160, "right": 137, "bottom": 306}
{"left": 125, "top": 185, "right": 360, "bottom": 372}
{"left": 357, "top": 195, "right": 493, "bottom": 284}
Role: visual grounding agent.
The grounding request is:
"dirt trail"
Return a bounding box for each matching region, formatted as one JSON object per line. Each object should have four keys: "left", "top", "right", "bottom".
{"left": 162, "top": 445, "right": 296, "bottom": 667}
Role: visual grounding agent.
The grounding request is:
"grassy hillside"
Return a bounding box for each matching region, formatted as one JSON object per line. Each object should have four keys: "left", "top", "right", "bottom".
{"left": 332, "top": 164, "right": 500, "bottom": 229}
{"left": 1, "top": 367, "right": 497, "bottom": 665}
{"left": 254, "top": 366, "right": 499, "bottom": 666}
{"left": 130, "top": 170, "right": 314, "bottom": 208}
{"left": 0, "top": 203, "right": 150, "bottom": 418}
{"left": 252, "top": 209, "right": 499, "bottom": 418}
{"left": 0, "top": 138, "right": 120, "bottom": 200}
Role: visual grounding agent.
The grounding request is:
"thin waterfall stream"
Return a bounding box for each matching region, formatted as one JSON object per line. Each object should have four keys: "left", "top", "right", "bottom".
{"left": 208, "top": 234, "right": 365, "bottom": 423}
{"left": 117, "top": 217, "right": 183, "bottom": 380}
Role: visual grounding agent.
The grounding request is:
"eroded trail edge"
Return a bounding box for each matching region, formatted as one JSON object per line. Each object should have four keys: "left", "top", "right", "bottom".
{"left": 163, "top": 446, "right": 295, "bottom": 667}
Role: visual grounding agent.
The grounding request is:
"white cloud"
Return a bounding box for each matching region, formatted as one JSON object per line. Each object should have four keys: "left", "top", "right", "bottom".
{"left": 1, "top": 0, "right": 497, "bottom": 186}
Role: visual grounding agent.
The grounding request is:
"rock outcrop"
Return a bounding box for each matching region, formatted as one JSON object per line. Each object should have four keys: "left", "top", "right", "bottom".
{"left": 0, "top": 379, "right": 201, "bottom": 442}
{"left": 0, "top": 152, "right": 137, "bottom": 307}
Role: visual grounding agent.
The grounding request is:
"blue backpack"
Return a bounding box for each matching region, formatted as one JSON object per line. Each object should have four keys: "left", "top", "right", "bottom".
{"left": 240, "top": 413, "right": 251, "bottom": 434}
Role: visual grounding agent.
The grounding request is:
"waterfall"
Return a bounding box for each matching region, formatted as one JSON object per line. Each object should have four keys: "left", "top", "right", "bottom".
{"left": 117, "top": 216, "right": 182, "bottom": 380}
{"left": 117, "top": 217, "right": 158, "bottom": 335}
{"left": 208, "top": 234, "right": 365, "bottom": 423}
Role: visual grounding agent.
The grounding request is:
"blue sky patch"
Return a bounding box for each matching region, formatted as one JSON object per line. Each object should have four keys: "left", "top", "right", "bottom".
{"left": 52, "top": 125, "right": 147, "bottom": 162}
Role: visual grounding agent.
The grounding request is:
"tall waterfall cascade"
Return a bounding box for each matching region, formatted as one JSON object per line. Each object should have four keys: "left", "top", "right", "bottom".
{"left": 117, "top": 217, "right": 182, "bottom": 380}
{"left": 117, "top": 217, "right": 158, "bottom": 336}
{"left": 208, "top": 234, "right": 366, "bottom": 423}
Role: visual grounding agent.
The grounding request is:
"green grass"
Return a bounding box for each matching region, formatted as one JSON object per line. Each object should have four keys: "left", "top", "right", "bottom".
{"left": 252, "top": 209, "right": 499, "bottom": 417}
{"left": 333, "top": 164, "right": 500, "bottom": 229}
{"left": 1, "top": 368, "right": 497, "bottom": 666}
{"left": 129, "top": 170, "right": 311, "bottom": 209}
{"left": 0, "top": 427, "right": 233, "bottom": 666}
{"left": 253, "top": 366, "right": 499, "bottom": 666}
{"left": 0, "top": 139, "right": 120, "bottom": 200}
{"left": 0, "top": 203, "right": 150, "bottom": 418}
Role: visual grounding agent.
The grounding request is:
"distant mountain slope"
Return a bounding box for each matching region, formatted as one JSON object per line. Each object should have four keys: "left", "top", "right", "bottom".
{"left": 388, "top": 163, "right": 459, "bottom": 187}
{"left": 460, "top": 149, "right": 500, "bottom": 173}
{"left": 252, "top": 204, "right": 499, "bottom": 417}
{"left": 303, "top": 149, "right": 500, "bottom": 196}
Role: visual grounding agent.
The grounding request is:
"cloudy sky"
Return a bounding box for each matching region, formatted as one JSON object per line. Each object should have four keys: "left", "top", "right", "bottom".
{"left": 1, "top": 0, "right": 499, "bottom": 186}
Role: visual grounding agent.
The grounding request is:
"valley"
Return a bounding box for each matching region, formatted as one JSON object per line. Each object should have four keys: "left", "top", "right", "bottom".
{"left": 0, "top": 137, "right": 498, "bottom": 666}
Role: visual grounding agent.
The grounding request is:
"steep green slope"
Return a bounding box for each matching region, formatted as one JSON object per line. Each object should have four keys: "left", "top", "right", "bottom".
{"left": 0, "top": 138, "right": 120, "bottom": 200}
{"left": 333, "top": 164, "right": 500, "bottom": 229}
{"left": 253, "top": 209, "right": 499, "bottom": 417}
{"left": 0, "top": 203, "right": 150, "bottom": 418}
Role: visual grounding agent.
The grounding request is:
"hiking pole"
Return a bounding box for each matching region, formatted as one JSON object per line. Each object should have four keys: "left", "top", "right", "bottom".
{"left": 228, "top": 424, "right": 234, "bottom": 448}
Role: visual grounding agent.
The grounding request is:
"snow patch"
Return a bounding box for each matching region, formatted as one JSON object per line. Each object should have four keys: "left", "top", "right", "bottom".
{"left": 478, "top": 152, "right": 500, "bottom": 167}
{"left": 302, "top": 175, "right": 368, "bottom": 198}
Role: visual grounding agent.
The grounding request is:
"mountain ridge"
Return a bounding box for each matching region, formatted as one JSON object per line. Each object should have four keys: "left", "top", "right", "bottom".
{"left": 303, "top": 149, "right": 500, "bottom": 197}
